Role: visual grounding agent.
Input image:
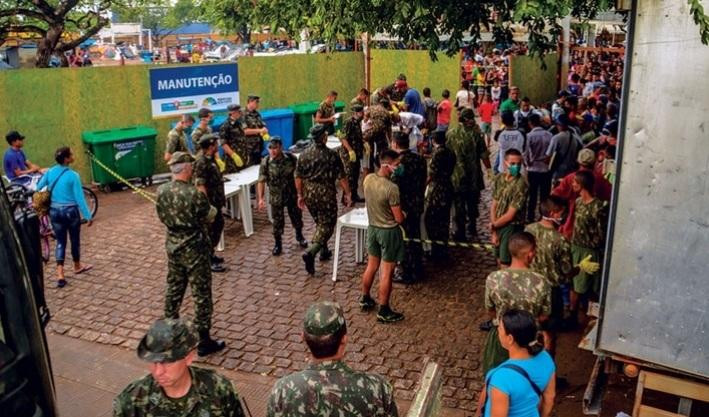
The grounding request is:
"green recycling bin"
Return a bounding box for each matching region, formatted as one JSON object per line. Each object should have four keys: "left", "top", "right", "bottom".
{"left": 289, "top": 100, "right": 346, "bottom": 142}
{"left": 82, "top": 126, "right": 157, "bottom": 191}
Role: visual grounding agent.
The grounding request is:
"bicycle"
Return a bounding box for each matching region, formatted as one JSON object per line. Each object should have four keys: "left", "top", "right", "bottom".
{"left": 8, "top": 174, "right": 98, "bottom": 218}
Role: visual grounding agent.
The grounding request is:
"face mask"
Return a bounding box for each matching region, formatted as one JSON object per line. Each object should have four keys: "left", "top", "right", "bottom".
{"left": 508, "top": 164, "right": 521, "bottom": 176}
{"left": 542, "top": 215, "right": 564, "bottom": 226}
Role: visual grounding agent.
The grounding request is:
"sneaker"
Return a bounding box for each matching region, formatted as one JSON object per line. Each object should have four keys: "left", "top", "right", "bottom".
{"left": 302, "top": 252, "right": 315, "bottom": 275}
{"left": 212, "top": 255, "right": 224, "bottom": 264}
{"left": 211, "top": 263, "right": 227, "bottom": 273}
{"left": 319, "top": 248, "right": 332, "bottom": 261}
{"left": 197, "top": 337, "right": 226, "bottom": 356}
{"left": 377, "top": 306, "right": 405, "bottom": 323}
{"left": 359, "top": 294, "right": 376, "bottom": 311}
{"left": 272, "top": 240, "right": 282, "bottom": 256}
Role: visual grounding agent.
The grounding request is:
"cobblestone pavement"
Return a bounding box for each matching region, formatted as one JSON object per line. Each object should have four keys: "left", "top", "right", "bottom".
{"left": 44, "top": 181, "right": 498, "bottom": 412}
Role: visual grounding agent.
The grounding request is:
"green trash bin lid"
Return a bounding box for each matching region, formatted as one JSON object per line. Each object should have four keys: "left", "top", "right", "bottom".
{"left": 82, "top": 126, "right": 158, "bottom": 144}
{"left": 289, "top": 101, "right": 321, "bottom": 114}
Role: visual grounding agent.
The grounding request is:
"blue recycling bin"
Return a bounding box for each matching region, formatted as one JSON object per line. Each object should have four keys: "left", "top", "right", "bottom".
{"left": 261, "top": 108, "right": 295, "bottom": 155}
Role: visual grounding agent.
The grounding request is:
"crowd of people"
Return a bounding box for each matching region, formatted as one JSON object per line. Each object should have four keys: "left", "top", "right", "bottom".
{"left": 2, "top": 46, "right": 624, "bottom": 415}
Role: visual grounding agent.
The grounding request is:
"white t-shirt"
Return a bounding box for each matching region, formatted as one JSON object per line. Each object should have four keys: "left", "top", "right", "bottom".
{"left": 455, "top": 89, "right": 474, "bottom": 109}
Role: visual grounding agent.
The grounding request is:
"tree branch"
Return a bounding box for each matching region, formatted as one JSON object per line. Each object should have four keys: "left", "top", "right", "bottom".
{"left": 30, "top": 0, "right": 58, "bottom": 20}
{"left": 56, "top": 15, "right": 108, "bottom": 50}
{"left": 56, "top": 0, "right": 82, "bottom": 18}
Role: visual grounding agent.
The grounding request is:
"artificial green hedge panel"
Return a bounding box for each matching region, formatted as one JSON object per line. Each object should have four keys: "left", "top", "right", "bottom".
{"left": 510, "top": 53, "right": 559, "bottom": 107}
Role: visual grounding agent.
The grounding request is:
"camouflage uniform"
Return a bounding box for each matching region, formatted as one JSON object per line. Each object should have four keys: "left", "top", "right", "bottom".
{"left": 259, "top": 152, "right": 303, "bottom": 238}
{"left": 165, "top": 128, "right": 189, "bottom": 155}
{"left": 114, "top": 318, "right": 245, "bottom": 417}
{"left": 267, "top": 301, "right": 399, "bottom": 417}
{"left": 156, "top": 174, "right": 216, "bottom": 333}
{"left": 364, "top": 105, "right": 392, "bottom": 165}
{"left": 571, "top": 198, "right": 608, "bottom": 294}
{"left": 392, "top": 149, "right": 427, "bottom": 278}
{"left": 193, "top": 150, "right": 226, "bottom": 251}
{"left": 350, "top": 97, "right": 365, "bottom": 108}
{"left": 295, "top": 138, "right": 345, "bottom": 253}
{"left": 424, "top": 144, "right": 457, "bottom": 259}
{"left": 338, "top": 115, "right": 364, "bottom": 197}
{"left": 525, "top": 222, "right": 573, "bottom": 287}
{"left": 483, "top": 268, "right": 552, "bottom": 373}
{"left": 446, "top": 123, "right": 489, "bottom": 237}
{"left": 318, "top": 100, "right": 336, "bottom": 135}
{"left": 492, "top": 174, "right": 529, "bottom": 264}
{"left": 191, "top": 124, "right": 212, "bottom": 146}
{"left": 219, "top": 118, "right": 247, "bottom": 173}
{"left": 243, "top": 109, "right": 266, "bottom": 166}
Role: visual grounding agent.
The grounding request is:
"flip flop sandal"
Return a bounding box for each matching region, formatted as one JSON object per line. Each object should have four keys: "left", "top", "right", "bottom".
{"left": 74, "top": 264, "right": 93, "bottom": 275}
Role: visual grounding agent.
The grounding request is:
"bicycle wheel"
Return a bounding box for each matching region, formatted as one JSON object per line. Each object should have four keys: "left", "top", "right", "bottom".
{"left": 83, "top": 186, "right": 99, "bottom": 218}
{"left": 5, "top": 183, "right": 31, "bottom": 213}
{"left": 40, "top": 215, "right": 52, "bottom": 263}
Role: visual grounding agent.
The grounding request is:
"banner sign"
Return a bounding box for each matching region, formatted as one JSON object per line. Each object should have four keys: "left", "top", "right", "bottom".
{"left": 149, "top": 64, "right": 239, "bottom": 118}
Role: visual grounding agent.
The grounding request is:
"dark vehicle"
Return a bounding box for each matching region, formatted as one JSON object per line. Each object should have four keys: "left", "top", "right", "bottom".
{"left": 0, "top": 180, "right": 57, "bottom": 416}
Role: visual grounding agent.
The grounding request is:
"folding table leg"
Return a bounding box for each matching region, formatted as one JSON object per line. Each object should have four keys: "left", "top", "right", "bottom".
{"left": 239, "top": 186, "right": 254, "bottom": 237}
{"left": 355, "top": 229, "right": 365, "bottom": 263}
{"left": 332, "top": 222, "right": 343, "bottom": 282}
{"left": 217, "top": 230, "right": 225, "bottom": 252}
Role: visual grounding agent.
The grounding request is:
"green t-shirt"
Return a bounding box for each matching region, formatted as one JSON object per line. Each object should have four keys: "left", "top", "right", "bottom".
{"left": 363, "top": 173, "right": 400, "bottom": 228}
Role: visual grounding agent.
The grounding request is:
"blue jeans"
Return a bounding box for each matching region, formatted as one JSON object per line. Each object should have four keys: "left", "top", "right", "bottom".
{"left": 49, "top": 205, "right": 81, "bottom": 265}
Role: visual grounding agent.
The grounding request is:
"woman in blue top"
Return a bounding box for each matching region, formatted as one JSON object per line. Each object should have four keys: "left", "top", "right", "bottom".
{"left": 37, "top": 147, "right": 93, "bottom": 288}
{"left": 476, "top": 309, "right": 556, "bottom": 417}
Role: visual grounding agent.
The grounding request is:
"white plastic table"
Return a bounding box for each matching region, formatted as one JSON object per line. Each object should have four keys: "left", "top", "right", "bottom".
{"left": 223, "top": 165, "right": 261, "bottom": 237}
{"left": 331, "top": 207, "right": 369, "bottom": 282}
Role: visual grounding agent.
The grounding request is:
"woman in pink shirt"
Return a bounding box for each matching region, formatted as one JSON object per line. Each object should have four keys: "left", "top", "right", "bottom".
{"left": 437, "top": 89, "right": 452, "bottom": 132}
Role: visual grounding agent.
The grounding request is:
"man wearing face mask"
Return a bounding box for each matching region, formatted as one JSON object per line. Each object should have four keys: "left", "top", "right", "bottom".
{"left": 390, "top": 132, "right": 427, "bottom": 283}
{"left": 490, "top": 149, "right": 528, "bottom": 267}
{"left": 447, "top": 108, "right": 492, "bottom": 241}
{"left": 360, "top": 150, "right": 406, "bottom": 323}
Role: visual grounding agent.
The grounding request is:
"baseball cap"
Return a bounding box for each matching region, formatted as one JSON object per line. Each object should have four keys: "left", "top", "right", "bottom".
{"left": 309, "top": 124, "right": 327, "bottom": 139}
{"left": 137, "top": 318, "right": 199, "bottom": 362}
{"left": 198, "top": 134, "right": 218, "bottom": 148}
{"left": 6, "top": 131, "right": 25, "bottom": 142}
{"left": 247, "top": 95, "right": 260, "bottom": 101}
{"left": 227, "top": 104, "right": 241, "bottom": 112}
{"left": 460, "top": 108, "right": 476, "bottom": 122}
{"left": 268, "top": 136, "right": 283, "bottom": 148}
{"left": 198, "top": 108, "right": 213, "bottom": 119}
{"left": 351, "top": 104, "right": 364, "bottom": 113}
{"left": 167, "top": 151, "right": 195, "bottom": 165}
{"left": 303, "top": 301, "right": 346, "bottom": 336}
{"left": 577, "top": 148, "right": 596, "bottom": 166}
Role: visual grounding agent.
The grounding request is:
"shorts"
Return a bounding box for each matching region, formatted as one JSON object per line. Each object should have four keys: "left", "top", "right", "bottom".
{"left": 571, "top": 244, "right": 601, "bottom": 294}
{"left": 481, "top": 122, "right": 492, "bottom": 134}
{"left": 494, "top": 224, "right": 524, "bottom": 265}
{"left": 367, "top": 225, "right": 405, "bottom": 263}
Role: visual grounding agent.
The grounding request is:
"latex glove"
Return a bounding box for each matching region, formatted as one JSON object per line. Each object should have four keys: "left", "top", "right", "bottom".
{"left": 261, "top": 132, "right": 270, "bottom": 141}
{"left": 577, "top": 254, "right": 600, "bottom": 274}
{"left": 230, "top": 152, "right": 244, "bottom": 168}
{"left": 215, "top": 156, "right": 226, "bottom": 172}
{"left": 348, "top": 150, "right": 356, "bottom": 162}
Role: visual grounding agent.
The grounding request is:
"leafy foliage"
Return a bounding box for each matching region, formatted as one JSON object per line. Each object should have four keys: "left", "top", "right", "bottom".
{"left": 114, "top": 0, "right": 198, "bottom": 45}
{"left": 689, "top": 0, "right": 709, "bottom": 44}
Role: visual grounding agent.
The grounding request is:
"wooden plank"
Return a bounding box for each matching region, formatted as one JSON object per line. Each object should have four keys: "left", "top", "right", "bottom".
{"left": 637, "top": 405, "right": 681, "bottom": 417}
{"left": 632, "top": 371, "right": 646, "bottom": 417}
{"left": 642, "top": 371, "right": 709, "bottom": 402}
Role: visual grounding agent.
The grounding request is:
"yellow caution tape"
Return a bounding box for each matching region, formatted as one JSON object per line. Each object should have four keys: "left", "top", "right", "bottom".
{"left": 85, "top": 150, "right": 157, "bottom": 205}
{"left": 399, "top": 225, "right": 495, "bottom": 251}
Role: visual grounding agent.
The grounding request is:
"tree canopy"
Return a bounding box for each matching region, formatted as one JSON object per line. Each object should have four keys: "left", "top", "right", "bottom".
{"left": 113, "top": 0, "right": 198, "bottom": 46}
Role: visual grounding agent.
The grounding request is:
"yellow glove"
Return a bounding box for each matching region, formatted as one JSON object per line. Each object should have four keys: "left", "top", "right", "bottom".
{"left": 230, "top": 152, "right": 244, "bottom": 168}
{"left": 215, "top": 156, "right": 226, "bottom": 172}
{"left": 261, "top": 132, "right": 270, "bottom": 141}
{"left": 577, "top": 254, "right": 600, "bottom": 274}
{"left": 348, "top": 150, "right": 356, "bottom": 162}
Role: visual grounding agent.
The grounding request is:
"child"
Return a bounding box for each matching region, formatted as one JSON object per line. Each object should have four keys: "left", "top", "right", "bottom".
{"left": 478, "top": 93, "right": 496, "bottom": 147}
{"left": 437, "top": 89, "right": 452, "bottom": 132}
{"left": 568, "top": 170, "right": 608, "bottom": 328}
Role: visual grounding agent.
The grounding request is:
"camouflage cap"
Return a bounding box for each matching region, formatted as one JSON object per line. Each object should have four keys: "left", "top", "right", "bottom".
{"left": 577, "top": 148, "right": 596, "bottom": 166}
{"left": 309, "top": 123, "right": 327, "bottom": 139}
{"left": 268, "top": 136, "right": 283, "bottom": 148}
{"left": 227, "top": 104, "right": 241, "bottom": 112}
{"left": 197, "top": 107, "right": 213, "bottom": 119}
{"left": 137, "top": 318, "right": 198, "bottom": 362}
{"left": 460, "top": 108, "right": 476, "bottom": 122}
{"left": 351, "top": 104, "right": 364, "bottom": 113}
{"left": 167, "top": 151, "right": 195, "bottom": 165}
{"left": 198, "top": 133, "right": 218, "bottom": 148}
{"left": 303, "top": 301, "right": 346, "bottom": 336}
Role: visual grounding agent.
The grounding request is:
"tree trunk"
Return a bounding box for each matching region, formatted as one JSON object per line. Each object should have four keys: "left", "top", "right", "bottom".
{"left": 239, "top": 25, "right": 250, "bottom": 44}
{"left": 35, "top": 25, "right": 64, "bottom": 68}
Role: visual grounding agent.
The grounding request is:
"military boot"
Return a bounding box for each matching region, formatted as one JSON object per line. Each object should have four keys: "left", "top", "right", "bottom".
{"left": 197, "top": 330, "right": 226, "bottom": 356}
{"left": 295, "top": 229, "right": 308, "bottom": 248}
{"left": 272, "top": 236, "right": 282, "bottom": 256}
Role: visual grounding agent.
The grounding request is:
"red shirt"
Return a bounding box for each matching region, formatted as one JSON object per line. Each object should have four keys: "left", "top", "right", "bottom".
{"left": 551, "top": 167, "right": 612, "bottom": 239}
{"left": 437, "top": 99, "right": 452, "bottom": 125}
{"left": 478, "top": 102, "right": 495, "bottom": 123}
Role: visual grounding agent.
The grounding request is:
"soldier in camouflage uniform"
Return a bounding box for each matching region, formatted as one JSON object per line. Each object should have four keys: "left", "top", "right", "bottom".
{"left": 490, "top": 148, "right": 528, "bottom": 267}
{"left": 295, "top": 124, "right": 351, "bottom": 275}
{"left": 482, "top": 232, "right": 551, "bottom": 373}
{"left": 363, "top": 101, "right": 392, "bottom": 167}
{"left": 447, "top": 108, "right": 492, "bottom": 240}
{"left": 164, "top": 114, "right": 194, "bottom": 162}
{"left": 113, "top": 318, "right": 244, "bottom": 417}
{"left": 339, "top": 104, "right": 365, "bottom": 203}
{"left": 191, "top": 108, "right": 213, "bottom": 146}
{"left": 424, "top": 131, "right": 457, "bottom": 261}
{"left": 243, "top": 95, "right": 269, "bottom": 167}
{"left": 267, "top": 301, "right": 399, "bottom": 417}
{"left": 257, "top": 137, "right": 308, "bottom": 256}
{"left": 193, "top": 134, "right": 227, "bottom": 273}
{"left": 156, "top": 152, "right": 225, "bottom": 356}
{"left": 218, "top": 104, "right": 246, "bottom": 173}
{"left": 315, "top": 90, "right": 338, "bottom": 135}
{"left": 350, "top": 88, "right": 369, "bottom": 108}
{"left": 569, "top": 170, "right": 608, "bottom": 327}
{"left": 390, "top": 132, "right": 427, "bottom": 282}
